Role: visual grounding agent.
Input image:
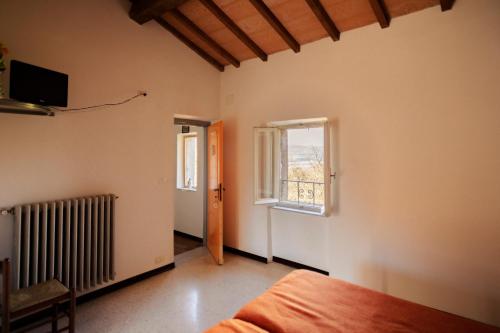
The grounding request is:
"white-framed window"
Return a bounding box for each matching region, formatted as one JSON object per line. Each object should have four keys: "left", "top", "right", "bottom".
{"left": 177, "top": 133, "right": 198, "bottom": 190}
{"left": 254, "top": 118, "right": 332, "bottom": 216}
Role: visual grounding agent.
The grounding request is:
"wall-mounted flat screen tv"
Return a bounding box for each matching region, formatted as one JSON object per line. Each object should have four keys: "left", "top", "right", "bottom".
{"left": 10, "top": 60, "right": 68, "bottom": 107}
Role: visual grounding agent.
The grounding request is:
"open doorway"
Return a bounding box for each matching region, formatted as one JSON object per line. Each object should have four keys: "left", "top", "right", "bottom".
{"left": 173, "top": 117, "right": 225, "bottom": 264}
{"left": 173, "top": 117, "right": 211, "bottom": 257}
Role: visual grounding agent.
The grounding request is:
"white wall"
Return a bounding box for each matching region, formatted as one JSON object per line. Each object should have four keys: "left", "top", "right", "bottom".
{"left": 0, "top": 0, "right": 219, "bottom": 287}
{"left": 174, "top": 125, "right": 205, "bottom": 238}
{"left": 220, "top": 0, "right": 500, "bottom": 326}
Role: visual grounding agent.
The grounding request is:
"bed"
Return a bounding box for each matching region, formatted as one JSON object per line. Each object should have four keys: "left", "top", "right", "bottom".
{"left": 205, "top": 269, "right": 500, "bottom": 333}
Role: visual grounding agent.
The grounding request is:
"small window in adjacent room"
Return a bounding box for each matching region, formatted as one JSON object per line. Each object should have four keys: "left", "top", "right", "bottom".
{"left": 254, "top": 118, "right": 332, "bottom": 216}
{"left": 177, "top": 133, "right": 198, "bottom": 190}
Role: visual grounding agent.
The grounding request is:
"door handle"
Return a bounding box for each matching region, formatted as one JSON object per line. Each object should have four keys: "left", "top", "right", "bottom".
{"left": 212, "top": 184, "right": 224, "bottom": 201}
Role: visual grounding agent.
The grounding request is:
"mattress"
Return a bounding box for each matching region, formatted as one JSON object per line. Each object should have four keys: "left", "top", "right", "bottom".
{"left": 207, "top": 269, "right": 500, "bottom": 333}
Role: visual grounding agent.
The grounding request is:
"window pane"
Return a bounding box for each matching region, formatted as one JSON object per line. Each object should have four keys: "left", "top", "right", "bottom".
{"left": 184, "top": 136, "right": 197, "bottom": 189}
{"left": 280, "top": 126, "right": 324, "bottom": 208}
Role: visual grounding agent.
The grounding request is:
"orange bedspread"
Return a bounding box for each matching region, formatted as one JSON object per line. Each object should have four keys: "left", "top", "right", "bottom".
{"left": 220, "top": 269, "right": 500, "bottom": 333}
{"left": 205, "top": 319, "right": 269, "bottom": 333}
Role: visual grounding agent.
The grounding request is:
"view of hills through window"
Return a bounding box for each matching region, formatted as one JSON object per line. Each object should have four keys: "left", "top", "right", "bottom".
{"left": 281, "top": 126, "right": 324, "bottom": 208}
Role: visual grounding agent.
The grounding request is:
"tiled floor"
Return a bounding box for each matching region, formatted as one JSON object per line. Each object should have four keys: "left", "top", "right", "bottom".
{"left": 33, "top": 247, "right": 292, "bottom": 333}
{"left": 174, "top": 233, "right": 203, "bottom": 255}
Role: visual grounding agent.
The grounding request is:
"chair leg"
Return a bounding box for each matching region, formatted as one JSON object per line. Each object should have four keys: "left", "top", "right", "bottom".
{"left": 2, "top": 259, "right": 10, "bottom": 333}
{"left": 1, "top": 311, "right": 9, "bottom": 333}
{"left": 69, "top": 289, "right": 76, "bottom": 333}
{"left": 51, "top": 303, "right": 58, "bottom": 333}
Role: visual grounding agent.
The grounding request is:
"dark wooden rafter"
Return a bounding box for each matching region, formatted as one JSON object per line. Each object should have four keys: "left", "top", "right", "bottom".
{"left": 130, "top": 0, "right": 188, "bottom": 24}
{"left": 305, "top": 0, "right": 340, "bottom": 41}
{"left": 368, "top": 0, "right": 390, "bottom": 28}
{"left": 440, "top": 0, "right": 455, "bottom": 11}
{"left": 155, "top": 17, "right": 225, "bottom": 71}
{"left": 249, "top": 0, "right": 300, "bottom": 53}
{"left": 198, "top": 0, "right": 268, "bottom": 61}
{"left": 129, "top": 0, "right": 447, "bottom": 69}
{"left": 169, "top": 9, "right": 240, "bottom": 67}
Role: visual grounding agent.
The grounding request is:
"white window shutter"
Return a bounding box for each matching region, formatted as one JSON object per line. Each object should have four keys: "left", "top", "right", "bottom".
{"left": 254, "top": 127, "right": 280, "bottom": 204}
{"left": 323, "top": 121, "right": 333, "bottom": 216}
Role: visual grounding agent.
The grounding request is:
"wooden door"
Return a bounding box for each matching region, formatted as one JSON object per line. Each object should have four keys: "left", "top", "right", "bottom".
{"left": 207, "top": 121, "right": 224, "bottom": 265}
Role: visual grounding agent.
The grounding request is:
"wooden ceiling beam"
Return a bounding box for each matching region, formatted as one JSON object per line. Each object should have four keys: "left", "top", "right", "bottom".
{"left": 368, "top": 0, "right": 390, "bottom": 28}
{"left": 199, "top": 0, "right": 268, "bottom": 61}
{"left": 305, "top": 0, "right": 340, "bottom": 41}
{"left": 169, "top": 9, "right": 240, "bottom": 68}
{"left": 130, "top": 0, "right": 188, "bottom": 24}
{"left": 155, "top": 17, "right": 225, "bottom": 72}
{"left": 249, "top": 0, "right": 300, "bottom": 53}
{"left": 440, "top": 0, "right": 455, "bottom": 11}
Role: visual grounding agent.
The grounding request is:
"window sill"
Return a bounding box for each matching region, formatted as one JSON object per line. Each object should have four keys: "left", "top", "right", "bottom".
{"left": 254, "top": 199, "right": 279, "bottom": 205}
{"left": 272, "top": 205, "right": 326, "bottom": 217}
{"left": 176, "top": 187, "right": 197, "bottom": 192}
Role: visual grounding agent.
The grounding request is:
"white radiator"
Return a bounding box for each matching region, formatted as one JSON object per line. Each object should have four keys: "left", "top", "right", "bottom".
{"left": 12, "top": 194, "right": 116, "bottom": 291}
